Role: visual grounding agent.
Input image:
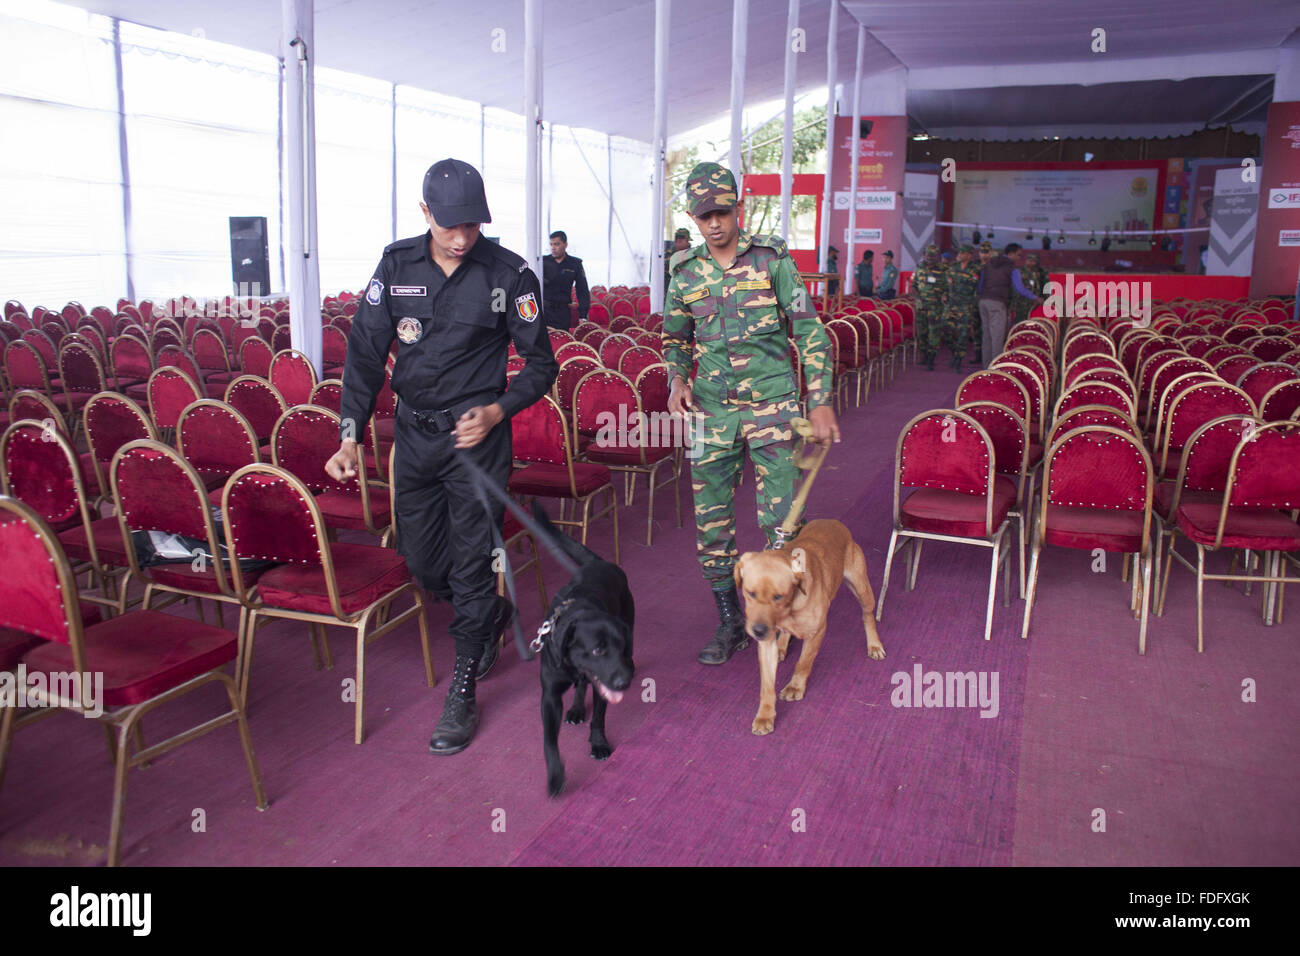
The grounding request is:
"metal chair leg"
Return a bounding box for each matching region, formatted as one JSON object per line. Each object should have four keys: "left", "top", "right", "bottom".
{"left": 876, "top": 530, "right": 901, "bottom": 621}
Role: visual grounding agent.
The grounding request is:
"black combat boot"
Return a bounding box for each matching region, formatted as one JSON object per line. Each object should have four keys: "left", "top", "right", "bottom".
{"left": 475, "top": 595, "right": 516, "bottom": 680}
{"left": 698, "top": 586, "right": 749, "bottom": 665}
{"left": 951, "top": 352, "right": 964, "bottom": 370}
{"left": 923, "top": 354, "right": 936, "bottom": 371}
{"left": 429, "top": 654, "right": 480, "bottom": 755}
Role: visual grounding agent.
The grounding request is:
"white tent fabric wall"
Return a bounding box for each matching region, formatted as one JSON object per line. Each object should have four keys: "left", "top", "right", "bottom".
{"left": 395, "top": 88, "right": 485, "bottom": 242}
{"left": 313, "top": 67, "right": 393, "bottom": 297}
{"left": 0, "top": 5, "right": 125, "bottom": 307}
{"left": 1, "top": 0, "right": 656, "bottom": 309}
{"left": 119, "top": 24, "right": 280, "bottom": 303}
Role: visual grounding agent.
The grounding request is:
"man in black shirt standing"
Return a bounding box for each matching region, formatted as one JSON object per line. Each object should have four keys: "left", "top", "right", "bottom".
{"left": 327, "top": 158, "right": 557, "bottom": 755}
{"left": 542, "top": 230, "right": 589, "bottom": 329}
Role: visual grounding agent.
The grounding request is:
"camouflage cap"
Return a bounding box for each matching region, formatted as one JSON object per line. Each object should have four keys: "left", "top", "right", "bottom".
{"left": 674, "top": 227, "right": 691, "bottom": 240}
{"left": 1026, "top": 252, "right": 1040, "bottom": 262}
{"left": 924, "top": 243, "right": 939, "bottom": 256}
{"left": 686, "top": 162, "right": 738, "bottom": 217}
{"left": 959, "top": 243, "right": 975, "bottom": 254}
{"left": 978, "top": 241, "right": 994, "bottom": 253}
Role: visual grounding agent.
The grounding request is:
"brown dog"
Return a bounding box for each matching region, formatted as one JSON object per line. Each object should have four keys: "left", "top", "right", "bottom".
{"left": 735, "top": 520, "right": 886, "bottom": 735}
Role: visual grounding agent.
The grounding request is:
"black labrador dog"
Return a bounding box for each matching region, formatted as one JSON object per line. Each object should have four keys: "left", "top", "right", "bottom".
{"left": 531, "top": 502, "right": 635, "bottom": 798}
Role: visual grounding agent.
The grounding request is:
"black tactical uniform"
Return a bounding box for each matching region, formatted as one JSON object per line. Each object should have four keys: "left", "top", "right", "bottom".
{"left": 542, "top": 253, "right": 589, "bottom": 329}
{"left": 338, "top": 158, "right": 557, "bottom": 755}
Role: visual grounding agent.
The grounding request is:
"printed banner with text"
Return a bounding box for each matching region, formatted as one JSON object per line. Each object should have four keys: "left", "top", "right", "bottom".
{"left": 1250, "top": 101, "right": 1300, "bottom": 297}
{"left": 829, "top": 115, "right": 906, "bottom": 289}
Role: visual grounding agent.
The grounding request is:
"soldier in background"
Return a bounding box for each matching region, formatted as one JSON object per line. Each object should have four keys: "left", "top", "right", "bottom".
{"left": 941, "top": 243, "right": 981, "bottom": 370}
{"left": 663, "top": 162, "right": 837, "bottom": 666}
{"left": 912, "top": 243, "right": 947, "bottom": 371}
{"left": 1011, "top": 252, "right": 1049, "bottom": 328}
{"left": 855, "top": 249, "right": 874, "bottom": 297}
{"left": 877, "top": 250, "right": 899, "bottom": 300}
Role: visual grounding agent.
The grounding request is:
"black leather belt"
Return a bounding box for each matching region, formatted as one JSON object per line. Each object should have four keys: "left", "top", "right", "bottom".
{"left": 398, "top": 394, "right": 497, "bottom": 435}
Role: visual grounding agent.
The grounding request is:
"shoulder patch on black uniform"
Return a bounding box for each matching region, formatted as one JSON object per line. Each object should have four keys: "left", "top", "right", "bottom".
{"left": 486, "top": 239, "right": 528, "bottom": 273}
{"left": 750, "top": 234, "right": 789, "bottom": 258}
{"left": 383, "top": 234, "right": 423, "bottom": 256}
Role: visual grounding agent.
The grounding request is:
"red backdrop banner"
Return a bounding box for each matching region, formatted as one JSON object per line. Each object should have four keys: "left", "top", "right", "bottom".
{"left": 1249, "top": 101, "right": 1300, "bottom": 297}
{"left": 828, "top": 115, "right": 907, "bottom": 283}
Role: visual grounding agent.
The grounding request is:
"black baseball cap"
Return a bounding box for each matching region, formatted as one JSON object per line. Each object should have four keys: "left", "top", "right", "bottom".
{"left": 422, "top": 159, "right": 491, "bottom": 226}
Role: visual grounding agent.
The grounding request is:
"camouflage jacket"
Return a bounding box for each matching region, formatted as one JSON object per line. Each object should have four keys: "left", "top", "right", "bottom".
{"left": 945, "top": 260, "right": 981, "bottom": 313}
{"left": 912, "top": 258, "right": 947, "bottom": 305}
{"left": 1019, "top": 265, "right": 1049, "bottom": 299}
{"left": 662, "top": 232, "right": 831, "bottom": 445}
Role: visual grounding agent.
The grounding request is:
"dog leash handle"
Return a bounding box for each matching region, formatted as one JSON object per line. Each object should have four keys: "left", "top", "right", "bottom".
{"left": 776, "top": 417, "right": 832, "bottom": 541}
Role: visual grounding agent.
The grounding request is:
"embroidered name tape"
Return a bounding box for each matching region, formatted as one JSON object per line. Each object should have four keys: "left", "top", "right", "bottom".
{"left": 682, "top": 289, "right": 708, "bottom": 304}
{"left": 392, "top": 285, "right": 426, "bottom": 296}
{"left": 736, "top": 279, "right": 770, "bottom": 291}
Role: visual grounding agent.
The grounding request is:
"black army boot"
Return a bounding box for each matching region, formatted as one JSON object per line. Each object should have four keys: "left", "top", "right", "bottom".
{"left": 429, "top": 654, "right": 480, "bottom": 755}
{"left": 475, "top": 595, "right": 516, "bottom": 680}
{"left": 698, "top": 586, "right": 749, "bottom": 665}
{"left": 923, "top": 353, "right": 936, "bottom": 371}
{"left": 951, "top": 352, "right": 964, "bottom": 370}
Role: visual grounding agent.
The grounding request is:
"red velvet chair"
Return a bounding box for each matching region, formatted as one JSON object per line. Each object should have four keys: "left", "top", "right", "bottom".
{"left": 110, "top": 438, "right": 263, "bottom": 640}
{"left": 1154, "top": 414, "right": 1256, "bottom": 618}
{"left": 1053, "top": 380, "right": 1136, "bottom": 421}
{"left": 1259, "top": 379, "right": 1300, "bottom": 422}
{"left": 877, "top": 410, "right": 1016, "bottom": 642}
{"left": 617, "top": 344, "right": 661, "bottom": 383}
{"left": 222, "top": 463, "right": 431, "bottom": 743}
{"left": 83, "top": 392, "right": 158, "bottom": 510}
{"left": 239, "top": 336, "right": 274, "bottom": 378}
{"left": 310, "top": 379, "right": 343, "bottom": 413}
{"left": 554, "top": 355, "right": 601, "bottom": 415}
{"left": 1005, "top": 328, "right": 1053, "bottom": 355}
{"left": 0, "top": 495, "right": 267, "bottom": 867}
{"left": 156, "top": 345, "right": 225, "bottom": 399}
{"left": 111, "top": 333, "right": 154, "bottom": 392}
{"left": 573, "top": 368, "right": 680, "bottom": 545}
{"left": 7, "top": 388, "right": 102, "bottom": 505}
{"left": 0, "top": 421, "right": 130, "bottom": 613}
{"left": 271, "top": 325, "right": 292, "bottom": 353}
{"left": 270, "top": 349, "right": 318, "bottom": 407}
{"left": 224, "top": 374, "right": 286, "bottom": 455}
{"left": 193, "top": 327, "right": 239, "bottom": 390}
{"left": 554, "top": 341, "right": 600, "bottom": 365}
{"left": 508, "top": 395, "right": 619, "bottom": 563}
{"left": 57, "top": 339, "right": 106, "bottom": 432}
{"left": 321, "top": 324, "right": 348, "bottom": 377}
{"left": 956, "top": 370, "right": 1029, "bottom": 424}
{"left": 1022, "top": 426, "right": 1155, "bottom": 653}
{"left": 1238, "top": 363, "right": 1300, "bottom": 411}
{"left": 548, "top": 328, "right": 575, "bottom": 352}
{"left": 598, "top": 333, "right": 637, "bottom": 372}
{"left": 5, "top": 339, "right": 61, "bottom": 398}
{"left": 580, "top": 326, "right": 610, "bottom": 351}
{"left": 825, "top": 319, "right": 865, "bottom": 409}
{"left": 1142, "top": 357, "right": 1213, "bottom": 430}
{"left": 272, "top": 405, "right": 389, "bottom": 537}
{"left": 1164, "top": 421, "right": 1300, "bottom": 651}
{"left": 1062, "top": 332, "right": 1116, "bottom": 369}
{"left": 959, "top": 402, "right": 1032, "bottom": 598}
{"left": 1215, "top": 354, "right": 1257, "bottom": 387}
{"left": 1048, "top": 404, "right": 1142, "bottom": 446}
{"left": 146, "top": 366, "right": 203, "bottom": 440}
{"left": 177, "top": 399, "right": 261, "bottom": 496}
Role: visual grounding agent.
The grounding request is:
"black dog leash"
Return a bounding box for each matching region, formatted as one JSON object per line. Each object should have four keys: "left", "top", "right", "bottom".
{"left": 455, "top": 447, "right": 579, "bottom": 662}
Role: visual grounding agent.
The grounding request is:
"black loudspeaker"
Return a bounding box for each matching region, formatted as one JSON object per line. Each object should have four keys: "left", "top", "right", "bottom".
{"left": 229, "top": 216, "right": 270, "bottom": 297}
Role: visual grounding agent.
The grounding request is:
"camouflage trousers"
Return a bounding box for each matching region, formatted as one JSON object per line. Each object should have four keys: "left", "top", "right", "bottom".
{"left": 933, "top": 311, "right": 971, "bottom": 356}
{"left": 915, "top": 301, "right": 945, "bottom": 359}
{"left": 691, "top": 433, "right": 798, "bottom": 590}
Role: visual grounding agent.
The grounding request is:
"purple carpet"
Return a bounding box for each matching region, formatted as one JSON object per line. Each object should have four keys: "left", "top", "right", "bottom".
{"left": 2, "top": 357, "right": 1296, "bottom": 867}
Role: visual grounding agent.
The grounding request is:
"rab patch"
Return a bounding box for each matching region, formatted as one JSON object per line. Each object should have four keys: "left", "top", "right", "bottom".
{"left": 396, "top": 317, "right": 423, "bottom": 344}
{"left": 515, "top": 292, "right": 539, "bottom": 323}
{"left": 366, "top": 278, "right": 384, "bottom": 305}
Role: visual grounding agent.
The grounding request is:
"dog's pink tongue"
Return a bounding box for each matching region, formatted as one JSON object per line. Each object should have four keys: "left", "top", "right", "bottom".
{"left": 597, "top": 682, "right": 624, "bottom": 704}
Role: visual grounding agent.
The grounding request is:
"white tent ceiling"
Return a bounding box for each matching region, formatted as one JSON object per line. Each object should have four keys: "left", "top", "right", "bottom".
{"left": 61, "top": 0, "right": 1300, "bottom": 142}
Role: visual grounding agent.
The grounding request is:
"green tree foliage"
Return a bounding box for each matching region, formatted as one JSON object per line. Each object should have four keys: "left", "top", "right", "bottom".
{"left": 668, "top": 108, "right": 826, "bottom": 239}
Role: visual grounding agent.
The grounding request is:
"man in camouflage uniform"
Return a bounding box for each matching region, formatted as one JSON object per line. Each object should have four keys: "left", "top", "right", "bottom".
{"left": 941, "top": 243, "right": 981, "bottom": 370}
{"left": 1011, "top": 251, "right": 1049, "bottom": 328}
{"left": 911, "top": 243, "right": 947, "bottom": 371}
{"left": 663, "top": 162, "right": 838, "bottom": 666}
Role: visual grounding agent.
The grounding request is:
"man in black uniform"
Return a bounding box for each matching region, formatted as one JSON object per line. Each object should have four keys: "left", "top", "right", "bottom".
{"left": 541, "top": 230, "right": 589, "bottom": 330}
{"left": 327, "top": 158, "right": 557, "bottom": 755}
